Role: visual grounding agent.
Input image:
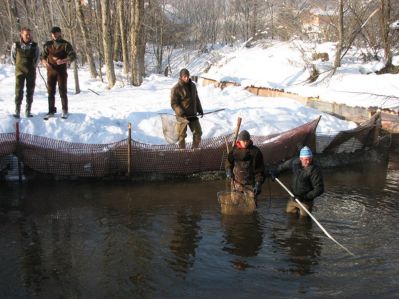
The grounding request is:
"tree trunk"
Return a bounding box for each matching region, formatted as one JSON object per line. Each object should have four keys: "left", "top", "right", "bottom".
{"left": 380, "top": 0, "right": 392, "bottom": 67}
{"left": 334, "top": 0, "right": 344, "bottom": 68}
{"left": 94, "top": 0, "right": 103, "bottom": 82}
{"left": 67, "top": 29, "right": 81, "bottom": 94}
{"left": 251, "top": 0, "right": 257, "bottom": 37}
{"left": 117, "top": 1, "right": 129, "bottom": 74}
{"left": 130, "top": 0, "right": 144, "bottom": 86}
{"left": 72, "top": 61, "right": 80, "bottom": 94}
{"left": 113, "top": 18, "right": 121, "bottom": 62}
{"left": 75, "top": 0, "right": 98, "bottom": 78}
{"left": 101, "top": 0, "right": 116, "bottom": 88}
{"left": 6, "top": 0, "right": 20, "bottom": 43}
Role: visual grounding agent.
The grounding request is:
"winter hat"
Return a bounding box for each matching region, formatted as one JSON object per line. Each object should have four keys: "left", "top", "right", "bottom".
{"left": 238, "top": 130, "right": 251, "bottom": 141}
{"left": 50, "top": 26, "right": 61, "bottom": 33}
{"left": 179, "top": 68, "right": 190, "bottom": 77}
{"left": 299, "top": 146, "right": 313, "bottom": 158}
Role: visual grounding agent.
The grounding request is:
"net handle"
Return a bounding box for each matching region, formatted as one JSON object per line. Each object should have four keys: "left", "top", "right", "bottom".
{"left": 231, "top": 117, "right": 242, "bottom": 149}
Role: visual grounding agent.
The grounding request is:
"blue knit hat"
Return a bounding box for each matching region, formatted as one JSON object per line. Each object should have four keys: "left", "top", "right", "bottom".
{"left": 299, "top": 146, "right": 313, "bottom": 158}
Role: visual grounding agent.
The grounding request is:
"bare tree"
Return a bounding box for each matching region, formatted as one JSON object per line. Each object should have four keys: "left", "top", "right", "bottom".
{"left": 1, "top": 0, "right": 398, "bottom": 77}
{"left": 334, "top": 0, "right": 344, "bottom": 68}
{"left": 6, "top": 0, "right": 20, "bottom": 46}
{"left": 130, "top": 0, "right": 144, "bottom": 86}
{"left": 117, "top": 0, "right": 129, "bottom": 74}
{"left": 379, "top": 0, "right": 392, "bottom": 67}
{"left": 75, "top": 0, "right": 98, "bottom": 78}
{"left": 92, "top": 0, "right": 104, "bottom": 82}
{"left": 101, "top": 0, "right": 116, "bottom": 88}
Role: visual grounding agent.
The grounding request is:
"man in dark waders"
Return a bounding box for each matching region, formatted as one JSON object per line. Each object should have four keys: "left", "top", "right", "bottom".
{"left": 11, "top": 27, "right": 40, "bottom": 118}
{"left": 225, "top": 130, "right": 265, "bottom": 206}
{"left": 170, "top": 68, "right": 204, "bottom": 149}
{"left": 271, "top": 146, "right": 324, "bottom": 216}
{"left": 41, "top": 26, "right": 76, "bottom": 119}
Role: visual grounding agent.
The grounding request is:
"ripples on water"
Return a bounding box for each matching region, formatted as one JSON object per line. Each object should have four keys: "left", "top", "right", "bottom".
{"left": 1, "top": 155, "right": 399, "bottom": 298}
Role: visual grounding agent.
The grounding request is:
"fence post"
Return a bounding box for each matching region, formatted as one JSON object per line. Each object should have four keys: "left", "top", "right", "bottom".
{"left": 15, "top": 122, "right": 22, "bottom": 183}
{"left": 128, "top": 122, "right": 132, "bottom": 177}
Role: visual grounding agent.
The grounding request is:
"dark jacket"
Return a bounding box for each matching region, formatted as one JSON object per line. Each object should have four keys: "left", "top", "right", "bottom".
{"left": 171, "top": 79, "right": 203, "bottom": 121}
{"left": 41, "top": 39, "right": 76, "bottom": 72}
{"left": 225, "top": 141, "right": 265, "bottom": 186}
{"left": 277, "top": 158, "right": 324, "bottom": 202}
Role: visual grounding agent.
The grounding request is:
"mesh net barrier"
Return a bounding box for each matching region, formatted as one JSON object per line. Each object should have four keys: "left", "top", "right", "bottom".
{"left": 0, "top": 115, "right": 381, "bottom": 178}
{"left": 0, "top": 133, "right": 16, "bottom": 159}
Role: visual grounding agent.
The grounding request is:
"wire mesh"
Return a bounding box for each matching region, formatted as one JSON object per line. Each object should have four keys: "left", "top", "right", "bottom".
{"left": 0, "top": 114, "right": 381, "bottom": 178}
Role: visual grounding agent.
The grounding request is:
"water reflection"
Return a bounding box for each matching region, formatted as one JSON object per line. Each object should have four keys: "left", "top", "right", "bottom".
{"left": 272, "top": 214, "right": 321, "bottom": 276}
{"left": 19, "top": 217, "right": 46, "bottom": 295}
{"left": 221, "top": 212, "right": 263, "bottom": 270}
{"left": 167, "top": 210, "right": 202, "bottom": 278}
{"left": 1, "top": 155, "right": 399, "bottom": 298}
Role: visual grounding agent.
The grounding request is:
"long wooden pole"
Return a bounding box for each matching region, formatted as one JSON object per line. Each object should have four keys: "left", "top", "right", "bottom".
{"left": 275, "top": 177, "right": 355, "bottom": 256}
{"left": 15, "top": 122, "right": 22, "bottom": 183}
{"left": 128, "top": 122, "right": 132, "bottom": 177}
{"left": 231, "top": 117, "right": 242, "bottom": 148}
{"left": 225, "top": 117, "right": 242, "bottom": 189}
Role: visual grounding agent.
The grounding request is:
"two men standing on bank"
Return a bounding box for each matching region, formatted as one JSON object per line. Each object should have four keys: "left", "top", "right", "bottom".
{"left": 41, "top": 26, "right": 76, "bottom": 119}
{"left": 11, "top": 27, "right": 40, "bottom": 118}
{"left": 171, "top": 68, "right": 204, "bottom": 149}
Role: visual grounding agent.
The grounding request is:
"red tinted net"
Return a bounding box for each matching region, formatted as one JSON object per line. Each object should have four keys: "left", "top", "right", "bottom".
{"left": 0, "top": 115, "right": 381, "bottom": 177}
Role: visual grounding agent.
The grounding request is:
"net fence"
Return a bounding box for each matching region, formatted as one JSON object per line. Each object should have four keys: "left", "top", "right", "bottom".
{"left": 0, "top": 114, "right": 382, "bottom": 178}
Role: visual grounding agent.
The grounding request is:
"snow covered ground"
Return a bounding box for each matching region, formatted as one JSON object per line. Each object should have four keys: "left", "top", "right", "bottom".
{"left": 1, "top": 39, "right": 398, "bottom": 145}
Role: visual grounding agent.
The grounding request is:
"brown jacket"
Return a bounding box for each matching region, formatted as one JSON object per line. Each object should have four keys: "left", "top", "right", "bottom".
{"left": 41, "top": 39, "right": 76, "bottom": 72}
{"left": 171, "top": 79, "right": 203, "bottom": 120}
{"left": 225, "top": 141, "right": 265, "bottom": 186}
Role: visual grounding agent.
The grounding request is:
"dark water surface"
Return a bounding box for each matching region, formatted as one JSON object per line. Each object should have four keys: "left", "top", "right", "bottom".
{"left": 1, "top": 154, "right": 399, "bottom": 299}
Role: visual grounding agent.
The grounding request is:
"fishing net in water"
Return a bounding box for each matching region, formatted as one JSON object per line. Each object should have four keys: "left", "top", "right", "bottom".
{"left": 217, "top": 190, "right": 257, "bottom": 214}
{"left": 160, "top": 114, "right": 189, "bottom": 144}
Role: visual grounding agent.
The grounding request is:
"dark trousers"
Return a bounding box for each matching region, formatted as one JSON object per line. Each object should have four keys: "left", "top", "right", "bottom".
{"left": 47, "top": 67, "right": 68, "bottom": 113}
{"left": 15, "top": 71, "right": 36, "bottom": 112}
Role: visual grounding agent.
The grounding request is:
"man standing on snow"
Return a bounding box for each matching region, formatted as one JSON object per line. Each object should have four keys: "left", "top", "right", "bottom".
{"left": 41, "top": 26, "right": 76, "bottom": 119}
{"left": 11, "top": 27, "right": 40, "bottom": 118}
{"left": 225, "top": 130, "right": 265, "bottom": 205}
{"left": 270, "top": 146, "right": 324, "bottom": 217}
{"left": 171, "top": 68, "right": 204, "bottom": 149}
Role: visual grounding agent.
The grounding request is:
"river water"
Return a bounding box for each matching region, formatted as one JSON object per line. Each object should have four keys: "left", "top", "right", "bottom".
{"left": 1, "top": 153, "right": 399, "bottom": 299}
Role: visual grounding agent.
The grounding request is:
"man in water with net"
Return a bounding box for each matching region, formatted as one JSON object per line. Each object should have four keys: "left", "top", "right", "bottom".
{"left": 170, "top": 68, "right": 204, "bottom": 149}
{"left": 270, "top": 146, "right": 324, "bottom": 216}
{"left": 225, "top": 130, "right": 265, "bottom": 206}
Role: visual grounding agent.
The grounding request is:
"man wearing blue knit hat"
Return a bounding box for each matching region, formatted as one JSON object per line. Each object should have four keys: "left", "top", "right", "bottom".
{"left": 270, "top": 146, "right": 324, "bottom": 216}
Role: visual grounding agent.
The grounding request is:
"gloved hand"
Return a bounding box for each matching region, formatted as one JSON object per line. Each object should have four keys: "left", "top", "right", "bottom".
{"left": 253, "top": 182, "right": 262, "bottom": 195}
{"left": 198, "top": 111, "right": 204, "bottom": 118}
{"left": 269, "top": 170, "right": 277, "bottom": 182}
{"left": 226, "top": 169, "right": 233, "bottom": 180}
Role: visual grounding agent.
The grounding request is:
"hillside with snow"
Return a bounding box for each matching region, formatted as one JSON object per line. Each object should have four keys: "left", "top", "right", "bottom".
{"left": 1, "top": 39, "right": 398, "bottom": 145}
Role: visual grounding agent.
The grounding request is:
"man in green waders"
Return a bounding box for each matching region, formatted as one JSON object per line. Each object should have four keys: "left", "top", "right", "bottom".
{"left": 10, "top": 27, "right": 40, "bottom": 118}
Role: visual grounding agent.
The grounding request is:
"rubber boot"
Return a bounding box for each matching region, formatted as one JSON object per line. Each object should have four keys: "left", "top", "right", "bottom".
{"left": 13, "top": 105, "right": 21, "bottom": 119}
{"left": 178, "top": 140, "right": 186, "bottom": 149}
{"left": 192, "top": 137, "right": 201, "bottom": 149}
{"left": 25, "top": 103, "right": 33, "bottom": 117}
